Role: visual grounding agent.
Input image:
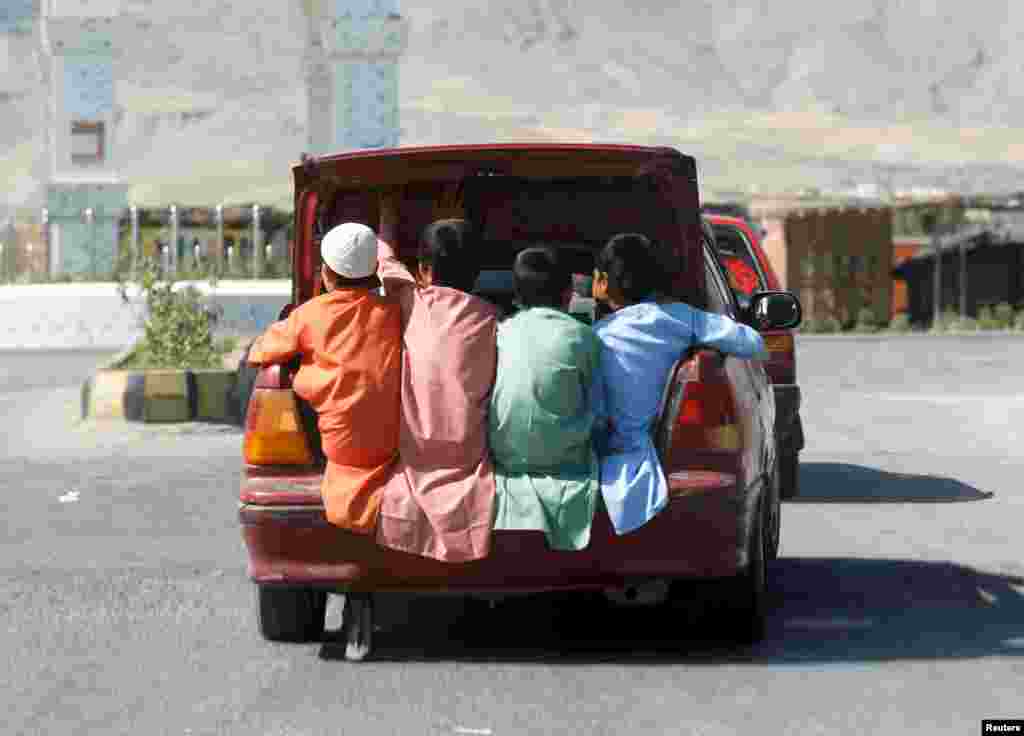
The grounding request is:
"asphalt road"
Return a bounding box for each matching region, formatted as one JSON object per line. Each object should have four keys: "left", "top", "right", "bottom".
{"left": 2, "top": 337, "right": 1024, "bottom": 736}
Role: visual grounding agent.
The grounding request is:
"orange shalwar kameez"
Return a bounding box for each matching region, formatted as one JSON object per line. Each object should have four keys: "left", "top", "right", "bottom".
{"left": 248, "top": 288, "right": 402, "bottom": 534}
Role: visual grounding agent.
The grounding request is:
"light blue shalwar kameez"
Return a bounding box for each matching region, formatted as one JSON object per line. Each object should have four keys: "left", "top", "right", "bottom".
{"left": 592, "top": 298, "right": 768, "bottom": 535}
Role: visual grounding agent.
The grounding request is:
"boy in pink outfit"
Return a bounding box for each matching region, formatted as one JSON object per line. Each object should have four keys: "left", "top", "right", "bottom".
{"left": 373, "top": 191, "right": 500, "bottom": 562}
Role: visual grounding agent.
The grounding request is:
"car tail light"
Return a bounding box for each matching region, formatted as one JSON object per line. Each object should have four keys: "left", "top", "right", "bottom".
{"left": 244, "top": 386, "right": 314, "bottom": 466}
{"left": 763, "top": 333, "right": 793, "bottom": 356}
{"left": 673, "top": 353, "right": 741, "bottom": 452}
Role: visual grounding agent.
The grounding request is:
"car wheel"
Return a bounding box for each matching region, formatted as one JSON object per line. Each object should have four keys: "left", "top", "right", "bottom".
{"left": 256, "top": 586, "right": 327, "bottom": 643}
{"left": 778, "top": 450, "right": 800, "bottom": 500}
{"left": 766, "top": 463, "right": 782, "bottom": 562}
{"left": 724, "top": 498, "right": 769, "bottom": 646}
{"left": 341, "top": 593, "right": 374, "bottom": 662}
{"left": 232, "top": 340, "right": 258, "bottom": 426}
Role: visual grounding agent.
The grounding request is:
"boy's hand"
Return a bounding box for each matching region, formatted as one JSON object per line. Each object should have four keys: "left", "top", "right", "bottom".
{"left": 379, "top": 187, "right": 403, "bottom": 231}
{"left": 433, "top": 181, "right": 466, "bottom": 220}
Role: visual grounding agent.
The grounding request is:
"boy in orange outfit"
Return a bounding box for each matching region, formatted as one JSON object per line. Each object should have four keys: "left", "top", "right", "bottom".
{"left": 247, "top": 223, "right": 402, "bottom": 534}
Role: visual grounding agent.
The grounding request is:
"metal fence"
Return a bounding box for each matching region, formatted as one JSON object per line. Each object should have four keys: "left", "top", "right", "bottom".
{"left": 0, "top": 204, "right": 294, "bottom": 284}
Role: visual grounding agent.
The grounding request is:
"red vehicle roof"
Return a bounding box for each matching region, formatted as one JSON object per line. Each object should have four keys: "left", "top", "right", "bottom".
{"left": 293, "top": 143, "right": 697, "bottom": 193}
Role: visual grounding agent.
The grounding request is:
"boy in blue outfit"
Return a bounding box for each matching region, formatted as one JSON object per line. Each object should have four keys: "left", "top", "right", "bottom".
{"left": 591, "top": 232, "right": 768, "bottom": 535}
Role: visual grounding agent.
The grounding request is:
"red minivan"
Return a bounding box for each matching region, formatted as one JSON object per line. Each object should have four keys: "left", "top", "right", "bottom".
{"left": 238, "top": 145, "right": 801, "bottom": 658}
{"left": 704, "top": 214, "right": 804, "bottom": 500}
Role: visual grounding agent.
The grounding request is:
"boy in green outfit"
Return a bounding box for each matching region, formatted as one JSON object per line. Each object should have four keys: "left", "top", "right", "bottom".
{"left": 488, "top": 247, "right": 603, "bottom": 551}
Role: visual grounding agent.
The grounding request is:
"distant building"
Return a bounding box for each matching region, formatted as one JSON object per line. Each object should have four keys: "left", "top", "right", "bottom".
{"left": 12, "top": 1, "right": 408, "bottom": 278}
{"left": 750, "top": 200, "right": 894, "bottom": 327}
{"left": 893, "top": 220, "right": 1024, "bottom": 326}
{"left": 892, "top": 236, "right": 928, "bottom": 318}
{"left": 303, "top": 0, "right": 408, "bottom": 154}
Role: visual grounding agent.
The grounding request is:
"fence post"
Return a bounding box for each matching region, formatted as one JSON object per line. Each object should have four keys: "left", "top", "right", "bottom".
{"left": 83, "top": 207, "right": 96, "bottom": 276}
{"left": 959, "top": 237, "right": 967, "bottom": 319}
{"left": 252, "top": 204, "right": 263, "bottom": 279}
{"left": 130, "top": 205, "right": 139, "bottom": 278}
{"left": 169, "top": 204, "right": 179, "bottom": 276}
{"left": 215, "top": 202, "right": 225, "bottom": 274}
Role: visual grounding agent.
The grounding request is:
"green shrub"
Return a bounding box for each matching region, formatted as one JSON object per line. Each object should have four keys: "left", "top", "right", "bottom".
{"left": 888, "top": 313, "right": 912, "bottom": 332}
{"left": 976, "top": 305, "right": 1000, "bottom": 330}
{"left": 854, "top": 307, "right": 881, "bottom": 333}
{"left": 806, "top": 316, "right": 843, "bottom": 334}
{"left": 994, "top": 302, "right": 1015, "bottom": 328}
{"left": 930, "top": 309, "right": 959, "bottom": 333}
{"left": 1015, "top": 310, "right": 1024, "bottom": 332}
{"left": 116, "top": 257, "right": 223, "bottom": 369}
{"left": 951, "top": 315, "right": 979, "bottom": 332}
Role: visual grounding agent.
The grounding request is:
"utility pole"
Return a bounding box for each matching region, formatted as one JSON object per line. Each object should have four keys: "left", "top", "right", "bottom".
{"left": 923, "top": 212, "right": 942, "bottom": 327}
{"left": 959, "top": 234, "right": 967, "bottom": 319}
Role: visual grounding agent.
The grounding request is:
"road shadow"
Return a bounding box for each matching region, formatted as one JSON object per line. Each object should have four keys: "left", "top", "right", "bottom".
{"left": 318, "top": 558, "right": 1024, "bottom": 665}
{"left": 789, "top": 462, "right": 993, "bottom": 503}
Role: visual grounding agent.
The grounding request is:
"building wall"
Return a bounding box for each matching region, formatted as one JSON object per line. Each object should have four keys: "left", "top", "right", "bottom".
{"left": 900, "top": 242, "right": 1024, "bottom": 325}
{"left": 760, "top": 217, "right": 788, "bottom": 290}
{"left": 784, "top": 208, "right": 894, "bottom": 326}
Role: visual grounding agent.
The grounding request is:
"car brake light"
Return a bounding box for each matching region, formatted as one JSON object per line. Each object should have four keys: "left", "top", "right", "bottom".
{"left": 244, "top": 388, "right": 315, "bottom": 466}
{"left": 674, "top": 354, "right": 741, "bottom": 451}
{"left": 763, "top": 334, "right": 794, "bottom": 355}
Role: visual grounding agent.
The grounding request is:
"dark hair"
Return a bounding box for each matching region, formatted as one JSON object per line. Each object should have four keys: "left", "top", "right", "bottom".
{"left": 595, "top": 232, "right": 666, "bottom": 304}
{"left": 419, "top": 218, "right": 480, "bottom": 293}
{"left": 513, "top": 247, "right": 571, "bottom": 309}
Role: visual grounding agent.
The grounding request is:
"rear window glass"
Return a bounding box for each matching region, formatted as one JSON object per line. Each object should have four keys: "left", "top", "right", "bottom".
{"left": 472, "top": 269, "right": 596, "bottom": 324}
{"left": 711, "top": 224, "right": 765, "bottom": 301}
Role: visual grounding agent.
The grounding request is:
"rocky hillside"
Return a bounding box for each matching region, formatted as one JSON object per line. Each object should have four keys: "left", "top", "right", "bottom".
{"left": 3, "top": 0, "right": 1023, "bottom": 210}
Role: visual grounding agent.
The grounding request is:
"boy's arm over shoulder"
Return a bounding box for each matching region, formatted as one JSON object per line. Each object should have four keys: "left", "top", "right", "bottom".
{"left": 247, "top": 303, "right": 306, "bottom": 366}
{"left": 377, "top": 194, "right": 417, "bottom": 294}
{"left": 686, "top": 304, "right": 768, "bottom": 360}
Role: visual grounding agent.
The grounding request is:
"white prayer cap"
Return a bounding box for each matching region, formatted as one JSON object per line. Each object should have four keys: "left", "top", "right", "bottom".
{"left": 321, "top": 222, "right": 377, "bottom": 279}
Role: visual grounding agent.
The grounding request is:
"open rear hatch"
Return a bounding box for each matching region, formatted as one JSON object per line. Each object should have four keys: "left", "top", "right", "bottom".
{"left": 242, "top": 144, "right": 730, "bottom": 580}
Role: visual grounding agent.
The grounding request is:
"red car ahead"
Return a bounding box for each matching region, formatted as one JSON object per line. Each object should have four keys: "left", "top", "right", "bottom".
{"left": 238, "top": 144, "right": 801, "bottom": 658}
{"left": 704, "top": 214, "right": 804, "bottom": 500}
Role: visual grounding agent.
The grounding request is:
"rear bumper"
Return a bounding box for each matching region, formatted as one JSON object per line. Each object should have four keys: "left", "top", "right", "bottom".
{"left": 772, "top": 383, "right": 804, "bottom": 453}
{"left": 239, "top": 471, "right": 751, "bottom": 592}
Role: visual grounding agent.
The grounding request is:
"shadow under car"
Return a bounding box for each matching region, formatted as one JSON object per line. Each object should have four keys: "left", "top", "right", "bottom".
{"left": 787, "top": 462, "right": 993, "bottom": 503}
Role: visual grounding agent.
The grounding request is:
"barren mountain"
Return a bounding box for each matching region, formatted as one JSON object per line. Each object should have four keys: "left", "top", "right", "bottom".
{"left": 3, "top": 0, "right": 1023, "bottom": 210}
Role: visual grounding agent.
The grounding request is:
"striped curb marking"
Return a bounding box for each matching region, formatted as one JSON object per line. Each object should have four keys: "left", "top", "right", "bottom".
{"left": 82, "top": 369, "right": 239, "bottom": 424}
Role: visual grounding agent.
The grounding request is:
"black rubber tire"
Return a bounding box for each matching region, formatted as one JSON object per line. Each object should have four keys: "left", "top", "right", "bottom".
{"left": 778, "top": 450, "right": 800, "bottom": 501}
{"left": 766, "top": 462, "right": 782, "bottom": 562}
{"left": 256, "top": 587, "right": 327, "bottom": 643}
{"left": 724, "top": 499, "right": 769, "bottom": 646}
{"left": 231, "top": 340, "right": 258, "bottom": 426}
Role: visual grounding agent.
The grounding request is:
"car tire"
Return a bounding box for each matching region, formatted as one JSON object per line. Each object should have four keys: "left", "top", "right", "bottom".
{"left": 724, "top": 498, "right": 769, "bottom": 646}
{"left": 256, "top": 586, "right": 327, "bottom": 643}
{"left": 341, "top": 593, "right": 374, "bottom": 662}
{"left": 778, "top": 450, "right": 800, "bottom": 500}
{"left": 232, "top": 340, "right": 258, "bottom": 427}
{"left": 766, "top": 462, "right": 782, "bottom": 562}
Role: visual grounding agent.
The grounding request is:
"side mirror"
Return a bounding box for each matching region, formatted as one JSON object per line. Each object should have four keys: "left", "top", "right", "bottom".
{"left": 748, "top": 291, "right": 802, "bottom": 330}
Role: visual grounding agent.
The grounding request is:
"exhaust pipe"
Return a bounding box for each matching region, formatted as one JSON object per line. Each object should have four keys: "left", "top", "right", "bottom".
{"left": 603, "top": 579, "right": 671, "bottom": 607}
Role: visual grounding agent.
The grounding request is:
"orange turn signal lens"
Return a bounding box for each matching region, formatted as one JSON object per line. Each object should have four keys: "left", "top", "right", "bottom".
{"left": 243, "top": 389, "right": 315, "bottom": 466}
{"left": 763, "top": 334, "right": 794, "bottom": 355}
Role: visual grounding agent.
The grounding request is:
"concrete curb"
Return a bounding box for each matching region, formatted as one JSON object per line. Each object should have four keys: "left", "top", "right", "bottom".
{"left": 81, "top": 367, "right": 240, "bottom": 424}
{"left": 796, "top": 329, "right": 1024, "bottom": 341}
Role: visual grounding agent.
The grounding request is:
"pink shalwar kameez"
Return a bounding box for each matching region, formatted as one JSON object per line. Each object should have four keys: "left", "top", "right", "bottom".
{"left": 373, "top": 234, "right": 500, "bottom": 562}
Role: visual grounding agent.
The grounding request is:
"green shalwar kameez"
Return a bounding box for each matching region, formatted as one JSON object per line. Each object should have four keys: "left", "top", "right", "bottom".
{"left": 488, "top": 307, "right": 602, "bottom": 551}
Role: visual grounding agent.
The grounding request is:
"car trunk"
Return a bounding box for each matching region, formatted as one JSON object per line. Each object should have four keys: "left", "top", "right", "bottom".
{"left": 241, "top": 145, "right": 751, "bottom": 587}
